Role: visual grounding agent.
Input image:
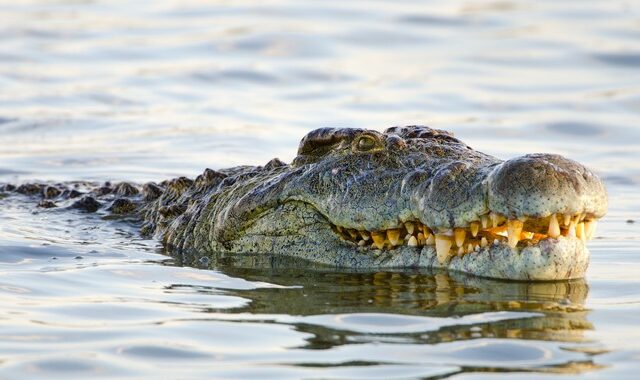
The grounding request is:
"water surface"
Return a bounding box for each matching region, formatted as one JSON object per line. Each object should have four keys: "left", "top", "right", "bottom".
{"left": 1, "top": 1, "right": 640, "bottom": 379}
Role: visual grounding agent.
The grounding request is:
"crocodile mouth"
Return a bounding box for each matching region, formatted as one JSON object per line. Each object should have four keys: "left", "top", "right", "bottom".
{"left": 331, "top": 212, "right": 599, "bottom": 263}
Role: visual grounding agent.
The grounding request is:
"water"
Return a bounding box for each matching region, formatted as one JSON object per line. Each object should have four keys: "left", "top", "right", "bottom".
{"left": 0, "top": 0, "right": 639, "bottom": 378}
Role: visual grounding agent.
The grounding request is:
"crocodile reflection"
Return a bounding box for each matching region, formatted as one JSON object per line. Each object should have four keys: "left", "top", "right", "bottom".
{"left": 170, "top": 253, "right": 592, "bottom": 344}
{"left": 166, "top": 254, "right": 601, "bottom": 375}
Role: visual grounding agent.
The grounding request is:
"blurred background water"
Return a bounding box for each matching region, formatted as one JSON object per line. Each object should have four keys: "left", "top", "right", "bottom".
{"left": 0, "top": 0, "right": 639, "bottom": 379}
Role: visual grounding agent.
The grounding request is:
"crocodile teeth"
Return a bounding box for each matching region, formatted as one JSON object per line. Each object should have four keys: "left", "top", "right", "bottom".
{"left": 507, "top": 220, "right": 523, "bottom": 248}
{"left": 371, "top": 231, "right": 385, "bottom": 249}
{"left": 490, "top": 212, "right": 506, "bottom": 227}
{"left": 387, "top": 229, "right": 401, "bottom": 246}
{"left": 576, "top": 222, "right": 586, "bottom": 242}
{"left": 333, "top": 210, "right": 599, "bottom": 254}
{"left": 470, "top": 222, "right": 480, "bottom": 237}
{"left": 480, "top": 215, "right": 489, "bottom": 229}
{"left": 454, "top": 228, "right": 466, "bottom": 247}
{"left": 567, "top": 219, "right": 577, "bottom": 236}
{"left": 435, "top": 234, "right": 453, "bottom": 264}
{"left": 548, "top": 214, "right": 561, "bottom": 238}
{"left": 425, "top": 233, "right": 435, "bottom": 245}
{"left": 584, "top": 220, "right": 597, "bottom": 240}
{"left": 404, "top": 222, "right": 415, "bottom": 235}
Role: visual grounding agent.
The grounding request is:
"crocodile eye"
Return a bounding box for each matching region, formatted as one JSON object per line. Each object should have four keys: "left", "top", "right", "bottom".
{"left": 356, "top": 136, "right": 377, "bottom": 152}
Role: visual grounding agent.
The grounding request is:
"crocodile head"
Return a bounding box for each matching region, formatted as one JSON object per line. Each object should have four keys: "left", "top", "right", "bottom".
{"left": 205, "top": 126, "right": 607, "bottom": 280}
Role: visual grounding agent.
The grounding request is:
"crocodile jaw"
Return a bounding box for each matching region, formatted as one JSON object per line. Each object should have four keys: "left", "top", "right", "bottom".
{"left": 327, "top": 227, "right": 590, "bottom": 281}
{"left": 428, "top": 237, "right": 590, "bottom": 280}
{"left": 228, "top": 201, "right": 594, "bottom": 281}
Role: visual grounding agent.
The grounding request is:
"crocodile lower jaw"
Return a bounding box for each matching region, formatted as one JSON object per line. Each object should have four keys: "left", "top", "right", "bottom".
{"left": 332, "top": 212, "right": 599, "bottom": 264}
{"left": 430, "top": 235, "right": 590, "bottom": 281}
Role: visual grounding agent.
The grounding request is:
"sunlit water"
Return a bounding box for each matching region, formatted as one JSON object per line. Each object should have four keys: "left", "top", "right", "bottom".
{"left": 1, "top": 1, "right": 639, "bottom": 379}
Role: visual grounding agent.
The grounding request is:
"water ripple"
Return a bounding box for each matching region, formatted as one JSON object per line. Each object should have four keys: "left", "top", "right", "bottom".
{"left": 1, "top": 0, "right": 640, "bottom": 378}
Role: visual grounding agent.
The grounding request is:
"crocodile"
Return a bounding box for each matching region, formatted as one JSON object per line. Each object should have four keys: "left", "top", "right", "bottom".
{"left": 0, "top": 126, "right": 608, "bottom": 280}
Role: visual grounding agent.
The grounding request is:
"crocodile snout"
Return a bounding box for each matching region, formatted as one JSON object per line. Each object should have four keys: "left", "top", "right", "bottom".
{"left": 487, "top": 153, "right": 608, "bottom": 220}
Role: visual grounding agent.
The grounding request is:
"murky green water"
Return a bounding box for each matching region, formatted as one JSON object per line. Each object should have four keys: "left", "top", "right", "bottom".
{"left": 1, "top": 1, "right": 639, "bottom": 379}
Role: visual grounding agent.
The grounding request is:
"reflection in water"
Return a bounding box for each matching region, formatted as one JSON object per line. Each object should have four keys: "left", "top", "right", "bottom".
{"left": 221, "top": 267, "right": 591, "bottom": 342}
{"left": 167, "top": 252, "right": 602, "bottom": 376}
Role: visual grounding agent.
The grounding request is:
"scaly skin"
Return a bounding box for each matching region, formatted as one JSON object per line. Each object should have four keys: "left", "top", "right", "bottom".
{"left": 1, "top": 126, "right": 608, "bottom": 280}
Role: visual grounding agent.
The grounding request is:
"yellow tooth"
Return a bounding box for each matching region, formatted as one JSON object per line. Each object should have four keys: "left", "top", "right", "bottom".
{"left": 563, "top": 214, "right": 571, "bottom": 226}
{"left": 474, "top": 243, "right": 480, "bottom": 252}
{"left": 576, "top": 222, "right": 586, "bottom": 242}
{"left": 490, "top": 213, "right": 505, "bottom": 227}
{"left": 572, "top": 216, "right": 581, "bottom": 233}
{"left": 490, "top": 213, "right": 498, "bottom": 227}
{"left": 584, "top": 220, "right": 597, "bottom": 240}
{"left": 337, "top": 226, "right": 344, "bottom": 234}
{"left": 548, "top": 214, "right": 561, "bottom": 238}
{"left": 404, "top": 222, "right": 415, "bottom": 235}
{"left": 425, "top": 233, "right": 435, "bottom": 245}
{"left": 348, "top": 229, "right": 358, "bottom": 239}
{"left": 568, "top": 220, "right": 577, "bottom": 236}
{"left": 467, "top": 243, "right": 474, "bottom": 252}
{"left": 404, "top": 233, "right": 412, "bottom": 241}
{"left": 360, "top": 231, "right": 370, "bottom": 241}
{"left": 417, "top": 223, "right": 424, "bottom": 231}
{"left": 417, "top": 232, "right": 426, "bottom": 245}
{"left": 470, "top": 222, "right": 480, "bottom": 237}
{"left": 408, "top": 236, "right": 418, "bottom": 247}
{"left": 371, "top": 231, "right": 385, "bottom": 249}
{"left": 493, "top": 238, "right": 500, "bottom": 245}
{"left": 454, "top": 228, "right": 466, "bottom": 247}
{"left": 480, "top": 237, "right": 488, "bottom": 247}
{"left": 507, "top": 220, "right": 523, "bottom": 248}
{"left": 480, "top": 215, "right": 489, "bottom": 229}
{"left": 358, "top": 240, "right": 366, "bottom": 247}
{"left": 387, "top": 229, "right": 401, "bottom": 246}
{"left": 457, "top": 246, "right": 465, "bottom": 255}
{"left": 435, "top": 234, "right": 453, "bottom": 264}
